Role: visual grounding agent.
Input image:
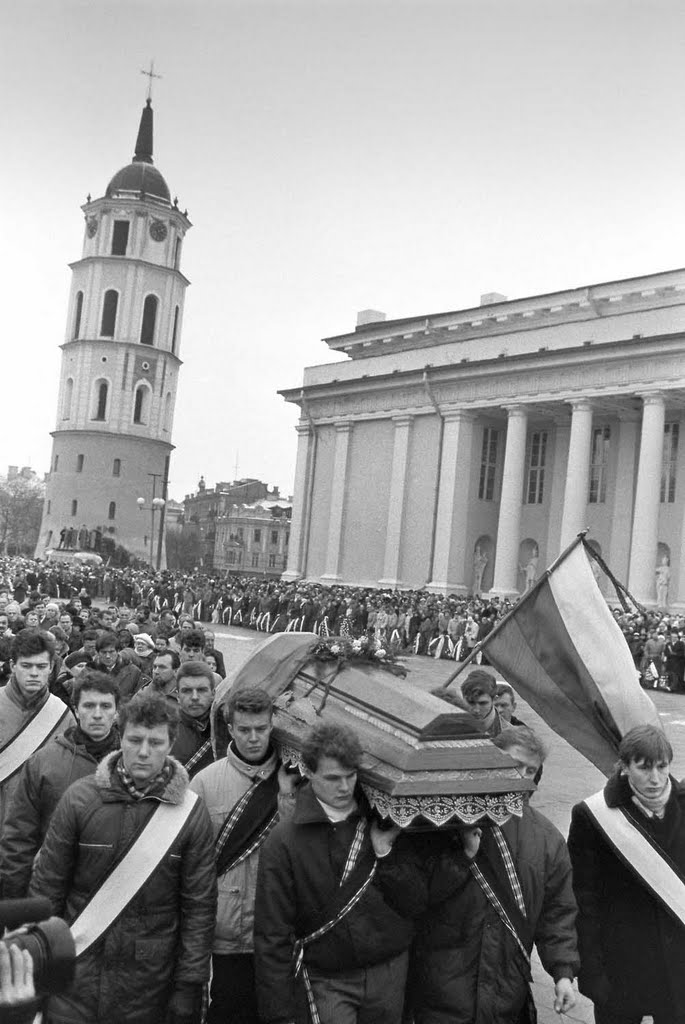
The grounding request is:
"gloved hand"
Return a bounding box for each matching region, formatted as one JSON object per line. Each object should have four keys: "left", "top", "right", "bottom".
{"left": 167, "top": 981, "right": 203, "bottom": 1024}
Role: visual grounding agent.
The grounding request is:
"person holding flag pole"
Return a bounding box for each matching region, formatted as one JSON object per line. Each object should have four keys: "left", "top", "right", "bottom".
{"left": 435, "top": 531, "right": 661, "bottom": 777}
{"left": 568, "top": 724, "right": 685, "bottom": 1023}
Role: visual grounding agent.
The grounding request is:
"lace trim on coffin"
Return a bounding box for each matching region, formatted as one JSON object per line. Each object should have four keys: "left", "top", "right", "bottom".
{"left": 362, "top": 784, "right": 524, "bottom": 828}
{"left": 278, "top": 744, "right": 524, "bottom": 827}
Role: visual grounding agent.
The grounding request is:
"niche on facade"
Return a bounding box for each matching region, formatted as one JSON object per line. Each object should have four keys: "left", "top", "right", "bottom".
{"left": 518, "top": 538, "right": 539, "bottom": 593}
{"left": 472, "top": 535, "right": 494, "bottom": 595}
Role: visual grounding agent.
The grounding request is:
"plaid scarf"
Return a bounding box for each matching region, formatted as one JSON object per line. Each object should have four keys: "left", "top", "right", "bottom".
{"left": 295, "top": 817, "right": 374, "bottom": 1024}
{"left": 469, "top": 824, "right": 529, "bottom": 963}
{"left": 115, "top": 754, "right": 173, "bottom": 800}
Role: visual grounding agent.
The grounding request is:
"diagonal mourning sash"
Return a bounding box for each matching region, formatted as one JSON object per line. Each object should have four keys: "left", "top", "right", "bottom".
{"left": 0, "top": 695, "right": 71, "bottom": 785}
{"left": 294, "top": 818, "right": 373, "bottom": 1024}
{"left": 470, "top": 826, "right": 533, "bottom": 968}
{"left": 184, "top": 738, "right": 213, "bottom": 776}
{"left": 70, "top": 790, "right": 199, "bottom": 957}
{"left": 584, "top": 788, "right": 685, "bottom": 929}
{"left": 215, "top": 771, "right": 280, "bottom": 876}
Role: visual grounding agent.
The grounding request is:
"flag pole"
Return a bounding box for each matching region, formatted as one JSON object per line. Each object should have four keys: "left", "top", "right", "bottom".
{"left": 582, "top": 539, "right": 644, "bottom": 615}
{"left": 436, "top": 530, "right": 588, "bottom": 692}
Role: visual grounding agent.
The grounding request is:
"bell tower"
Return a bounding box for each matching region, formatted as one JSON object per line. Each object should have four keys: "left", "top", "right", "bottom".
{"left": 36, "top": 96, "right": 191, "bottom": 567}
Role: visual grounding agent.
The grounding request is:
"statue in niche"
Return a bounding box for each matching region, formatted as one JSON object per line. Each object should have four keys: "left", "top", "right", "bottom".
{"left": 655, "top": 556, "right": 671, "bottom": 609}
{"left": 473, "top": 546, "right": 488, "bottom": 596}
{"left": 520, "top": 546, "right": 539, "bottom": 592}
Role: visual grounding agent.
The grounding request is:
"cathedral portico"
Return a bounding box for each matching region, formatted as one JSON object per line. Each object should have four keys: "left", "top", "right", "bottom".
{"left": 281, "top": 273, "right": 685, "bottom": 607}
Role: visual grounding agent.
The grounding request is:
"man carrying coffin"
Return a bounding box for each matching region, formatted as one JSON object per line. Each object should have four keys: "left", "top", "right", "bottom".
{"left": 0, "top": 629, "right": 72, "bottom": 836}
{"left": 254, "top": 721, "right": 414, "bottom": 1024}
{"left": 378, "top": 725, "right": 577, "bottom": 1024}
{"left": 30, "top": 690, "right": 217, "bottom": 1024}
{"left": 190, "top": 686, "right": 298, "bottom": 1024}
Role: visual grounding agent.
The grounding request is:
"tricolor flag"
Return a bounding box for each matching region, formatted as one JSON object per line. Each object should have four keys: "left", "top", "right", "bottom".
{"left": 456, "top": 536, "right": 661, "bottom": 776}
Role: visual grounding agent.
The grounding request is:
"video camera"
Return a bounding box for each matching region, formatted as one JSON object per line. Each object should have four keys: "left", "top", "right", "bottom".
{"left": 0, "top": 898, "right": 75, "bottom": 996}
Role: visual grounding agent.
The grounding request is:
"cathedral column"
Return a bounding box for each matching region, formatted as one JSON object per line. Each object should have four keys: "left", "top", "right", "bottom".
{"left": 427, "top": 410, "right": 475, "bottom": 593}
{"left": 490, "top": 405, "right": 528, "bottom": 598}
{"left": 321, "top": 421, "right": 353, "bottom": 583}
{"left": 559, "top": 400, "right": 593, "bottom": 547}
{"left": 607, "top": 412, "right": 640, "bottom": 584}
{"left": 282, "top": 422, "right": 314, "bottom": 581}
{"left": 378, "top": 414, "right": 413, "bottom": 589}
{"left": 545, "top": 414, "right": 570, "bottom": 558}
{"left": 628, "top": 392, "right": 666, "bottom": 604}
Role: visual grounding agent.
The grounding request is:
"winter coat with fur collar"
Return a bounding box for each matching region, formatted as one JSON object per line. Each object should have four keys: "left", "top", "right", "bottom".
{"left": 29, "top": 751, "right": 217, "bottom": 1024}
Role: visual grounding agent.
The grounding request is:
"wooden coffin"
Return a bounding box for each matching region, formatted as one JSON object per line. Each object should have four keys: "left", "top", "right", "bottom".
{"left": 213, "top": 633, "right": 532, "bottom": 828}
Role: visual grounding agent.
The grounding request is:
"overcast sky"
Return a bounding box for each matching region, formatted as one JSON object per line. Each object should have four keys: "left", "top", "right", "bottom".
{"left": 2, "top": 0, "right": 684, "bottom": 501}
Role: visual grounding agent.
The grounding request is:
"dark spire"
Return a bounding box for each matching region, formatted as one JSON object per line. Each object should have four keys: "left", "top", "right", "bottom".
{"left": 133, "top": 99, "right": 154, "bottom": 165}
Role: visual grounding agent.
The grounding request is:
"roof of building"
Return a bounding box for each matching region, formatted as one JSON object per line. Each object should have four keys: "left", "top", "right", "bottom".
{"left": 105, "top": 99, "right": 171, "bottom": 204}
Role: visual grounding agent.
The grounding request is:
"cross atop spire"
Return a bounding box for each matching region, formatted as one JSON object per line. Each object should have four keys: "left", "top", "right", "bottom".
{"left": 140, "top": 60, "right": 162, "bottom": 102}
{"left": 133, "top": 98, "right": 154, "bottom": 164}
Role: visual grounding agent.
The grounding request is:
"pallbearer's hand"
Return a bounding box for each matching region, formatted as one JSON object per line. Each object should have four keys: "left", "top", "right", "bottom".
{"left": 461, "top": 827, "right": 482, "bottom": 860}
{"left": 553, "top": 977, "right": 575, "bottom": 1014}
{"left": 277, "top": 764, "right": 299, "bottom": 797}
{"left": 370, "top": 821, "right": 400, "bottom": 857}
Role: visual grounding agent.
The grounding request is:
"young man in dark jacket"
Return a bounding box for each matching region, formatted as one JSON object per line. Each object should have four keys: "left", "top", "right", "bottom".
{"left": 94, "top": 631, "right": 145, "bottom": 705}
{"left": 172, "top": 661, "right": 215, "bottom": 778}
{"left": 381, "top": 726, "right": 578, "bottom": 1024}
{"left": 0, "top": 630, "right": 72, "bottom": 836}
{"left": 569, "top": 723, "right": 685, "bottom": 1023}
{"left": 0, "top": 670, "right": 120, "bottom": 898}
{"left": 30, "top": 690, "right": 217, "bottom": 1024}
{"left": 254, "top": 721, "right": 414, "bottom": 1024}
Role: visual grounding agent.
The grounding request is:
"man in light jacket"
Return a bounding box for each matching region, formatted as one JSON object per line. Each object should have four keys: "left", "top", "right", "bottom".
{"left": 190, "top": 686, "right": 297, "bottom": 1024}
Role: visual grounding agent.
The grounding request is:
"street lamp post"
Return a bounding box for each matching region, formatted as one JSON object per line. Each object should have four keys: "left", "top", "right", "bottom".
{"left": 137, "top": 494, "right": 166, "bottom": 569}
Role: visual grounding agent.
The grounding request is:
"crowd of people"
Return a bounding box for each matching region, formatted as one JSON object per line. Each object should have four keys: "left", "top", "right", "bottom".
{"left": 0, "top": 555, "right": 684, "bottom": 1022}
{"left": 1, "top": 553, "right": 684, "bottom": 686}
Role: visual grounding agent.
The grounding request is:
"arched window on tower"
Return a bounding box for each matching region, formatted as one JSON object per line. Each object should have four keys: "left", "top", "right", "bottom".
{"left": 101, "top": 290, "right": 118, "bottom": 337}
{"left": 171, "top": 306, "right": 179, "bottom": 354}
{"left": 111, "top": 221, "right": 130, "bottom": 256}
{"left": 133, "top": 383, "right": 150, "bottom": 425}
{"left": 92, "top": 379, "right": 109, "bottom": 421}
{"left": 140, "top": 295, "right": 158, "bottom": 346}
{"left": 62, "top": 378, "right": 74, "bottom": 420}
{"left": 73, "top": 292, "right": 83, "bottom": 339}
{"left": 108, "top": 502, "right": 116, "bottom": 520}
{"left": 163, "top": 391, "right": 172, "bottom": 431}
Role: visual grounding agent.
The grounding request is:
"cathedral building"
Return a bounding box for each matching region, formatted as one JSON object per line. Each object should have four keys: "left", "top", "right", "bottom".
{"left": 280, "top": 273, "right": 685, "bottom": 608}
{"left": 35, "top": 98, "right": 191, "bottom": 567}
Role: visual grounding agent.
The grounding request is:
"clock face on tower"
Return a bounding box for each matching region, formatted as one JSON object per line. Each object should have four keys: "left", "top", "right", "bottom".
{"left": 86, "top": 216, "right": 98, "bottom": 238}
{"left": 149, "top": 220, "right": 168, "bottom": 242}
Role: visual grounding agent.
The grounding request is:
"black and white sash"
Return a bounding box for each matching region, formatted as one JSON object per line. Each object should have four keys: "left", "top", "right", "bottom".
{"left": 294, "top": 818, "right": 374, "bottom": 1024}
{"left": 215, "top": 771, "right": 280, "bottom": 876}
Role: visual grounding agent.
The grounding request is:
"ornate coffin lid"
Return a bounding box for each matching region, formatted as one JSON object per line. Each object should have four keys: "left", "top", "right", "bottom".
{"left": 272, "top": 672, "right": 531, "bottom": 797}
{"left": 214, "top": 633, "right": 534, "bottom": 827}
